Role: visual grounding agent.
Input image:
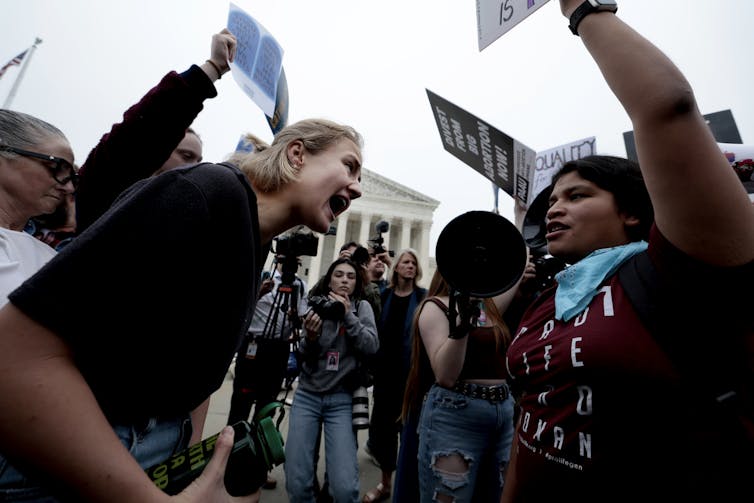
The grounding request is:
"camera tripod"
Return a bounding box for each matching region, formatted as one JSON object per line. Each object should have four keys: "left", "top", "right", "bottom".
{"left": 227, "top": 256, "right": 305, "bottom": 424}
{"left": 259, "top": 255, "right": 305, "bottom": 402}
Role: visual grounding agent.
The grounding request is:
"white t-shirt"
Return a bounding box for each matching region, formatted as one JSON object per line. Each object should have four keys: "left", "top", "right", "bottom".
{"left": 0, "top": 227, "right": 56, "bottom": 306}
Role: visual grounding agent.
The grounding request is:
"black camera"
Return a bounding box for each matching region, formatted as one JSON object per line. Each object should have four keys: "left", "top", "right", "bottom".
{"left": 521, "top": 187, "right": 567, "bottom": 293}
{"left": 308, "top": 295, "right": 346, "bottom": 320}
{"left": 368, "top": 220, "right": 395, "bottom": 257}
{"left": 275, "top": 231, "right": 319, "bottom": 258}
{"left": 146, "top": 402, "right": 285, "bottom": 496}
{"left": 350, "top": 245, "right": 371, "bottom": 267}
{"left": 530, "top": 252, "right": 566, "bottom": 293}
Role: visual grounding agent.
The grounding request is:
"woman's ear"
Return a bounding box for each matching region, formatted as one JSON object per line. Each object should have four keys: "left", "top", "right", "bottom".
{"left": 623, "top": 214, "right": 641, "bottom": 233}
{"left": 287, "top": 140, "right": 304, "bottom": 168}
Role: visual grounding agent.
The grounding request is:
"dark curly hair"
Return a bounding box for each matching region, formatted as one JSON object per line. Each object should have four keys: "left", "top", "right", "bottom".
{"left": 552, "top": 155, "right": 654, "bottom": 242}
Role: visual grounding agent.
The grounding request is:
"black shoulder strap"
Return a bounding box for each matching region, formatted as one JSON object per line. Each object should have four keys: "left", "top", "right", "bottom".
{"left": 617, "top": 252, "right": 660, "bottom": 335}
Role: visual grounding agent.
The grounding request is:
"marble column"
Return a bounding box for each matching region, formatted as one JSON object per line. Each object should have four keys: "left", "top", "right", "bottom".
{"left": 359, "top": 212, "right": 372, "bottom": 248}
{"left": 333, "top": 214, "right": 348, "bottom": 262}
{"left": 419, "top": 219, "right": 431, "bottom": 279}
{"left": 400, "top": 218, "right": 412, "bottom": 252}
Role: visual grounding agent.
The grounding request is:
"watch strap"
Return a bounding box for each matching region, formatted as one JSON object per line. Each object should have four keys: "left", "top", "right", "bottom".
{"left": 569, "top": 1, "right": 618, "bottom": 36}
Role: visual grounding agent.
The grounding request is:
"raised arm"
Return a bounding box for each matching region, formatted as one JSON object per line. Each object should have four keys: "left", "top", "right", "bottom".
{"left": 560, "top": 0, "right": 754, "bottom": 265}
{"left": 75, "top": 29, "right": 237, "bottom": 233}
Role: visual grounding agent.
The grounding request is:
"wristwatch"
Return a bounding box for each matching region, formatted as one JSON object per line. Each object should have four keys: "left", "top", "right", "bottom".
{"left": 569, "top": 0, "right": 618, "bottom": 36}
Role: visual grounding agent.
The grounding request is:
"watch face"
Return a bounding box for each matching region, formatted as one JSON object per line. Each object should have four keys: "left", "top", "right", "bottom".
{"left": 592, "top": 0, "right": 618, "bottom": 6}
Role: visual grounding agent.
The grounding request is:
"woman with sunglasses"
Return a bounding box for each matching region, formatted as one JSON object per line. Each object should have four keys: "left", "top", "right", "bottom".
{"left": 0, "top": 113, "right": 364, "bottom": 502}
{"left": 0, "top": 109, "right": 77, "bottom": 305}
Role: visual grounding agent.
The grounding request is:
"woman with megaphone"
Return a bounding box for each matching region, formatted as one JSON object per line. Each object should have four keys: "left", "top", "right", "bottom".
{"left": 400, "top": 210, "right": 527, "bottom": 503}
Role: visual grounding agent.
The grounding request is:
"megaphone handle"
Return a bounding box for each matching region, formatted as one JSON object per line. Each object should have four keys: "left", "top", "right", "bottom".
{"left": 447, "top": 289, "right": 470, "bottom": 340}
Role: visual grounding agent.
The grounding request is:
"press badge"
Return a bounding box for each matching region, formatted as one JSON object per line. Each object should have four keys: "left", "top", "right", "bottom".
{"left": 326, "top": 351, "right": 339, "bottom": 371}
{"left": 245, "top": 341, "right": 258, "bottom": 359}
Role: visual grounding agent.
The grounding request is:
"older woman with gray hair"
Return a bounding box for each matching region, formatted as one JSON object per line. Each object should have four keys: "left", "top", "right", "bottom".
{"left": 0, "top": 109, "right": 76, "bottom": 304}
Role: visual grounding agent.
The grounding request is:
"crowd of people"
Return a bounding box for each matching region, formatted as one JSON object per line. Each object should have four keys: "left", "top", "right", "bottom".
{"left": 1, "top": 1, "right": 752, "bottom": 502}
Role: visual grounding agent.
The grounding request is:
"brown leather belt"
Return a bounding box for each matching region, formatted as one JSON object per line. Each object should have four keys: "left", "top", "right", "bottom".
{"left": 452, "top": 381, "right": 510, "bottom": 403}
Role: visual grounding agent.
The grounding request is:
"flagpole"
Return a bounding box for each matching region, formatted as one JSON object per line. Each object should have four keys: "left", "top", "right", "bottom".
{"left": 3, "top": 37, "right": 43, "bottom": 110}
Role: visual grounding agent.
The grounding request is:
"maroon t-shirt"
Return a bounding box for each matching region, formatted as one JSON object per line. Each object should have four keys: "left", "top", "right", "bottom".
{"left": 505, "top": 226, "right": 754, "bottom": 501}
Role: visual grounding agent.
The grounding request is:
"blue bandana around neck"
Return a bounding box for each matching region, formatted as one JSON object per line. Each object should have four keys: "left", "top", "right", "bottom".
{"left": 554, "top": 241, "right": 648, "bottom": 322}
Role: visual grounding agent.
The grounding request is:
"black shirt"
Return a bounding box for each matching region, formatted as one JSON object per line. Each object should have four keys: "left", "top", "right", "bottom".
{"left": 10, "top": 163, "right": 263, "bottom": 421}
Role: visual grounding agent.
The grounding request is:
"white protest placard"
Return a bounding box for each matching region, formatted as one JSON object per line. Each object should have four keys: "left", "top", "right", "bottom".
{"left": 529, "top": 137, "right": 596, "bottom": 206}
{"left": 477, "top": 0, "right": 551, "bottom": 51}
{"left": 227, "top": 3, "right": 284, "bottom": 117}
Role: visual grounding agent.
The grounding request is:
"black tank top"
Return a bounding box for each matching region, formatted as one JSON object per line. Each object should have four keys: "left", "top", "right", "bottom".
{"left": 425, "top": 298, "right": 507, "bottom": 380}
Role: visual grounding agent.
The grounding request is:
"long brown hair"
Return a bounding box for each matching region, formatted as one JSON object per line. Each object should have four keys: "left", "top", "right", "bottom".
{"left": 400, "top": 269, "right": 511, "bottom": 421}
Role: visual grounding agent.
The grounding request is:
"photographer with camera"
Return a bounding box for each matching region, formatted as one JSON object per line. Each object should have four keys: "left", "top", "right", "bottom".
{"left": 367, "top": 247, "right": 392, "bottom": 295}
{"left": 284, "top": 257, "right": 378, "bottom": 503}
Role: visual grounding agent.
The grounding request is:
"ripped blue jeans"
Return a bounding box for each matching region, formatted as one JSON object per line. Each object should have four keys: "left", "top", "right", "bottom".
{"left": 417, "top": 384, "right": 515, "bottom": 503}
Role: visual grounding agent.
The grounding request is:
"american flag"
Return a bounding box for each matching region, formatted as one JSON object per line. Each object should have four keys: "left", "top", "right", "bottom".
{"left": 0, "top": 50, "right": 28, "bottom": 80}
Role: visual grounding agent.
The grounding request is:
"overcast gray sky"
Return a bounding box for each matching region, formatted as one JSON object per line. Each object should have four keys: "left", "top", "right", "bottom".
{"left": 2, "top": 0, "right": 752, "bottom": 252}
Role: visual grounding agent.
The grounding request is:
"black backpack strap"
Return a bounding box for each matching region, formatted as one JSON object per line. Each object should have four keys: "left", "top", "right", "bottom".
{"left": 617, "top": 252, "right": 660, "bottom": 338}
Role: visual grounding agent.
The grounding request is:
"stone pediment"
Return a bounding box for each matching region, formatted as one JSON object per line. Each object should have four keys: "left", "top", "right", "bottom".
{"left": 361, "top": 168, "right": 439, "bottom": 206}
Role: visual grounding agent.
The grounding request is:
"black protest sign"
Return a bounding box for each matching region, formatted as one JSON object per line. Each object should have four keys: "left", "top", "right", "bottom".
{"left": 623, "top": 109, "right": 742, "bottom": 161}
{"left": 426, "top": 89, "right": 535, "bottom": 204}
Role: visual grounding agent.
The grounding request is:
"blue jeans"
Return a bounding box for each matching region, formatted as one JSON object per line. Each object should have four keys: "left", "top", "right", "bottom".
{"left": 284, "top": 388, "right": 359, "bottom": 503}
{"left": 0, "top": 414, "right": 191, "bottom": 501}
{"left": 417, "top": 384, "right": 515, "bottom": 503}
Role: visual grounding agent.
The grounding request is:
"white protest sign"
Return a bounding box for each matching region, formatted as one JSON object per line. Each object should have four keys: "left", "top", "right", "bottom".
{"left": 529, "top": 137, "right": 596, "bottom": 206}
{"left": 227, "top": 3, "right": 284, "bottom": 117}
{"left": 477, "top": 0, "right": 551, "bottom": 51}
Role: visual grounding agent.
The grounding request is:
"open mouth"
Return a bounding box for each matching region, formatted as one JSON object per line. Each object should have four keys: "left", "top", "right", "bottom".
{"left": 547, "top": 222, "right": 568, "bottom": 233}
{"left": 329, "top": 195, "right": 349, "bottom": 217}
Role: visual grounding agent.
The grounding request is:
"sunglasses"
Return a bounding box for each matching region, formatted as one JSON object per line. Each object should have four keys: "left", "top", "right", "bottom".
{"left": 1, "top": 145, "right": 79, "bottom": 188}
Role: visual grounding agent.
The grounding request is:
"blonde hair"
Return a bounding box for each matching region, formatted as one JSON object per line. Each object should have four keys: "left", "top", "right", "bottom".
{"left": 229, "top": 118, "right": 363, "bottom": 192}
{"left": 389, "top": 248, "right": 422, "bottom": 288}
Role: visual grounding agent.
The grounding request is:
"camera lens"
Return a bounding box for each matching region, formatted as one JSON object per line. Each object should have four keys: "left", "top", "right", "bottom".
{"left": 352, "top": 386, "right": 370, "bottom": 430}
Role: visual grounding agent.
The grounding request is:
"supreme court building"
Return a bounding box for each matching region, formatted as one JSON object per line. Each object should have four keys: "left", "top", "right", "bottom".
{"left": 269, "top": 168, "right": 440, "bottom": 289}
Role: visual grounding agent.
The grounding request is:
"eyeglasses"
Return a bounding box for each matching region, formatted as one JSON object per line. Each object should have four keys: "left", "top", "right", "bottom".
{"left": 0, "top": 145, "right": 79, "bottom": 188}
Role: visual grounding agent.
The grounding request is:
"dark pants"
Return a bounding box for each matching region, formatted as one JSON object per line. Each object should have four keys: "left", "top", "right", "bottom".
{"left": 366, "top": 376, "right": 404, "bottom": 473}
{"left": 393, "top": 410, "right": 420, "bottom": 503}
{"left": 227, "top": 338, "right": 290, "bottom": 425}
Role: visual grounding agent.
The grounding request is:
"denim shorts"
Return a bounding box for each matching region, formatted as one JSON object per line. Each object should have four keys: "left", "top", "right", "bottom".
{"left": 417, "top": 384, "right": 515, "bottom": 503}
{"left": 0, "top": 414, "right": 191, "bottom": 501}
